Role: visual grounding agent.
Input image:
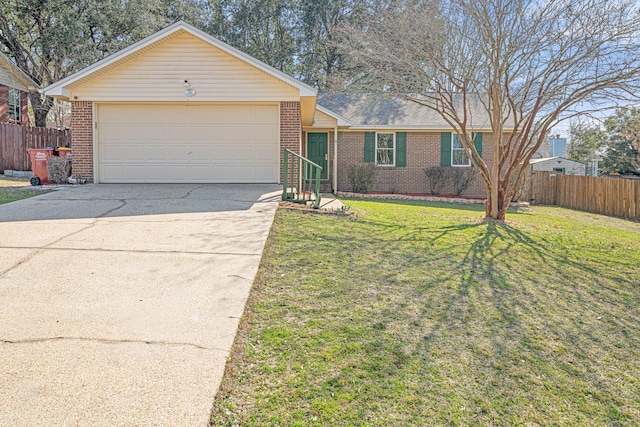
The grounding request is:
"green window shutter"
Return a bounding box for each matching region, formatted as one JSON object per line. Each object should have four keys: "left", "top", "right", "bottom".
{"left": 473, "top": 132, "right": 483, "bottom": 159}
{"left": 396, "top": 132, "right": 406, "bottom": 167}
{"left": 364, "top": 132, "right": 375, "bottom": 163}
{"left": 441, "top": 132, "right": 451, "bottom": 166}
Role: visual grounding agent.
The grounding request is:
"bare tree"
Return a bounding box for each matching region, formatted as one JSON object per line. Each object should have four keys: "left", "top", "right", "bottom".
{"left": 342, "top": 0, "right": 640, "bottom": 219}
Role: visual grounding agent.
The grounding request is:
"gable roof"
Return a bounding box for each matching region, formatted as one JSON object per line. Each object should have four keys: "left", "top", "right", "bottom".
{"left": 42, "top": 21, "right": 317, "bottom": 99}
{"left": 0, "top": 52, "right": 38, "bottom": 91}
{"left": 528, "top": 157, "right": 585, "bottom": 165}
{"left": 317, "top": 93, "right": 498, "bottom": 131}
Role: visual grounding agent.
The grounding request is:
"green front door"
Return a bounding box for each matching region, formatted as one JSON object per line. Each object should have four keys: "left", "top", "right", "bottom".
{"left": 307, "top": 132, "right": 328, "bottom": 179}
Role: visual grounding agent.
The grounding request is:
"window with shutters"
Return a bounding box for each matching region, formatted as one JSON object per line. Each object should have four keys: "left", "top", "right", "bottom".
{"left": 8, "top": 89, "right": 21, "bottom": 122}
{"left": 376, "top": 132, "right": 395, "bottom": 166}
{"left": 451, "top": 134, "right": 471, "bottom": 167}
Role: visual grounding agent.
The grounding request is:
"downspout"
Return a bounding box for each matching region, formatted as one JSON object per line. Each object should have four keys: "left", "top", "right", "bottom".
{"left": 333, "top": 126, "right": 338, "bottom": 194}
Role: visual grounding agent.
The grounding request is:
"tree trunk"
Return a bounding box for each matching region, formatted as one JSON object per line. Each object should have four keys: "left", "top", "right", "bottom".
{"left": 29, "top": 93, "right": 53, "bottom": 128}
{"left": 485, "top": 192, "right": 508, "bottom": 221}
{"left": 487, "top": 82, "right": 502, "bottom": 220}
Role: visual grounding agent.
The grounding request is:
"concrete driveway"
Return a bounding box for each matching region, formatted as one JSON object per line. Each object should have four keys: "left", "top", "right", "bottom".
{"left": 0, "top": 184, "right": 280, "bottom": 426}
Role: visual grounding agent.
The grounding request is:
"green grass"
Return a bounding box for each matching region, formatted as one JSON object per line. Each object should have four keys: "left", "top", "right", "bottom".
{"left": 210, "top": 201, "right": 640, "bottom": 427}
{"left": 0, "top": 176, "right": 45, "bottom": 205}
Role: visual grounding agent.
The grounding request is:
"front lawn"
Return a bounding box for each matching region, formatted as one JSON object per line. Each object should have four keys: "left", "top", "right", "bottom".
{"left": 210, "top": 201, "right": 640, "bottom": 426}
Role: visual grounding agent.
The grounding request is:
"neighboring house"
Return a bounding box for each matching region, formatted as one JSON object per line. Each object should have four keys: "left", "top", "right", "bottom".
{"left": 533, "top": 136, "right": 566, "bottom": 159}
{"left": 549, "top": 137, "right": 567, "bottom": 157}
{"left": 0, "top": 52, "right": 36, "bottom": 125}
{"left": 43, "top": 21, "right": 505, "bottom": 198}
{"left": 528, "top": 157, "right": 587, "bottom": 176}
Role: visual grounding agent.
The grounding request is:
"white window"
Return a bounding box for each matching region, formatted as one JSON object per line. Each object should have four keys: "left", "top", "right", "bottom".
{"left": 451, "top": 134, "right": 470, "bottom": 167}
{"left": 376, "top": 133, "right": 395, "bottom": 166}
{"left": 8, "top": 89, "right": 21, "bottom": 122}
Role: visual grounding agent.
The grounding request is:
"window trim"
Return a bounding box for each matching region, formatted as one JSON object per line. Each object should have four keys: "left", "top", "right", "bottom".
{"left": 375, "top": 132, "right": 396, "bottom": 167}
{"left": 8, "top": 88, "right": 21, "bottom": 123}
{"left": 451, "top": 133, "right": 471, "bottom": 167}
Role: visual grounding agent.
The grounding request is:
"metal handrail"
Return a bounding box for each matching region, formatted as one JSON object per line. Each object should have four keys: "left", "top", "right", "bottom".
{"left": 282, "top": 149, "right": 323, "bottom": 209}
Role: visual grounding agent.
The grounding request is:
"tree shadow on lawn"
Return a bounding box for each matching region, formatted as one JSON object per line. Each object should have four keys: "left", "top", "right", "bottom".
{"left": 398, "top": 220, "right": 639, "bottom": 424}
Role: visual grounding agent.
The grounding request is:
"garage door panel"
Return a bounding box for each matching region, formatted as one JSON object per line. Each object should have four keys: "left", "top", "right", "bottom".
{"left": 214, "top": 146, "right": 234, "bottom": 162}
{"left": 208, "top": 165, "right": 234, "bottom": 181}
{"left": 98, "top": 104, "right": 279, "bottom": 183}
{"left": 144, "top": 125, "right": 172, "bottom": 141}
{"left": 100, "top": 145, "right": 124, "bottom": 162}
{"left": 234, "top": 129, "right": 255, "bottom": 142}
{"left": 100, "top": 124, "right": 131, "bottom": 141}
{"left": 254, "top": 145, "right": 278, "bottom": 161}
{"left": 254, "top": 107, "right": 278, "bottom": 123}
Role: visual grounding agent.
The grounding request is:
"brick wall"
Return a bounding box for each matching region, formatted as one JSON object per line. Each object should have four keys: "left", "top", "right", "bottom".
{"left": 280, "top": 101, "right": 301, "bottom": 184}
{"left": 337, "top": 131, "right": 496, "bottom": 199}
{"left": 0, "top": 85, "right": 30, "bottom": 125}
{"left": 70, "top": 101, "right": 94, "bottom": 182}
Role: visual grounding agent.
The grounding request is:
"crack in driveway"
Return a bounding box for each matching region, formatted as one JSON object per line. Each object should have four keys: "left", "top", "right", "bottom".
{"left": 0, "top": 336, "right": 227, "bottom": 352}
{"left": 0, "top": 201, "right": 128, "bottom": 278}
{"left": 0, "top": 245, "right": 262, "bottom": 256}
{"left": 96, "top": 199, "right": 127, "bottom": 217}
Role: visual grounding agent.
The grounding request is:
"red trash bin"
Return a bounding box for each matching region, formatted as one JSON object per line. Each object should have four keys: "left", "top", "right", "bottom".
{"left": 27, "top": 148, "right": 56, "bottom": 185}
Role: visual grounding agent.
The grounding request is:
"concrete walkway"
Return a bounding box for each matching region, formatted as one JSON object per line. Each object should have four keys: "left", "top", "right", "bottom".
{"left": 0, "top": 184, "right": 280, "bottom": 426}
{"left": 318, "top": 193, "right": 345, "bottom": 211}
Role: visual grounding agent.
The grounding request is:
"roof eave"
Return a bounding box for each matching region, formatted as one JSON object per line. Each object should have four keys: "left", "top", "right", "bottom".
{"left": 345, "top": 125, "right": 509, "bottom": 131}
{"left": 315, "top": 104, "right": 353, "bottom": 127}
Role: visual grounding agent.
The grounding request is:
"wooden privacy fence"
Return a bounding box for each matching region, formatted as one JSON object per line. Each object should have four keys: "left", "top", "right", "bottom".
{"left": 0, "top": 124, "right": 72, "bottom": 172}
{"left": 526, "top": 171, "right": 640, "bottom": 221}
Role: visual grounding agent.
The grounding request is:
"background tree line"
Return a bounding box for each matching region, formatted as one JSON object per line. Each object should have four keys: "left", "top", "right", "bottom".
{"left": 0, "top": 0, "right": 374, "bottom": 127}
{"left": 569, "top": 109, "right": 640, "bottom": 175}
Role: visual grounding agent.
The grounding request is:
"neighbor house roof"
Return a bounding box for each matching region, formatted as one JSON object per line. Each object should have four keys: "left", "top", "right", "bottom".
{"left": 528, "top": 157, "right": 585, "bottom": 165}
{"left": 43, "top": 21, "right": 317, "bottom": 99}
{"left": 317, "top": 93, "right": 500, "bottom": 131}
{"left": 0, "top": 52, "right": 38, "bottom": 91}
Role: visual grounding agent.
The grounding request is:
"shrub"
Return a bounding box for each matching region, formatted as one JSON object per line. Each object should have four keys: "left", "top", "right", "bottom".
{"left": 47, "top": 156, "right": 71, "bottom": 184}
{"left": 424, "top": 167, "right": 451, "bottom": 195}
{"left": 451, "top": 168, "right": 476, "bottom": 196}
{"left": 347, "top": 163, "right": 378, "bottom": 193}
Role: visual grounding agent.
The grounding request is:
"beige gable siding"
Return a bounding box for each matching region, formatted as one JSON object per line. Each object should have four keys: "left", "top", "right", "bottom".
{"left": 311, "top": 109, "right": 337, "bottom": 128}
{"left": 0, "top": 65, "right": 29, "bottom": 91}
{"left": 70, "top": 33, "right": 300, "bottom": 102}
{"left": 531, "top": 158, "right": 586, "bottom": 175}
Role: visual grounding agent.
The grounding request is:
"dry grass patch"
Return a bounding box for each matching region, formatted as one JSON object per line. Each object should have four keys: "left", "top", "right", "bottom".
{"left": 211, "top": 201, "right": 640, "bottom": 427}
{"left": 0, "top": 175, "right": 47, "bottom": 205}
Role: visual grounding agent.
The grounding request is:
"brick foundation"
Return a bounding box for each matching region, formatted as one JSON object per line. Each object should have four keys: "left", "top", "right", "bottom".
{"left": 70, "top": 101, "right": 94, "bottom": 182}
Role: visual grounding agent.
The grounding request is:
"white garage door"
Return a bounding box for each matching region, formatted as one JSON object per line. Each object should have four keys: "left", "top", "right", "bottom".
{"left": 96, "top": 103, "right": 279, "bottom": 183}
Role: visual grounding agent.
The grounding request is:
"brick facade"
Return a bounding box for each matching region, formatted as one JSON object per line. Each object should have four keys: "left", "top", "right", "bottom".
{"left": 70, "top": 101, "right": 94, "bottom": 182}
{"left": 337, "top": 131, "right": 495, "bottom": 198}
{"left": 280, "top": 101, "right": 302, "bottom": 183}
{"left": 0, "top": 84, "right": 29, "bottom": 125}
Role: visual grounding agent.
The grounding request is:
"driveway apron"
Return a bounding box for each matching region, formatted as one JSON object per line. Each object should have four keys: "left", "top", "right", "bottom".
{"left": 0, "top": 184, "right": 280, "bottom": 426}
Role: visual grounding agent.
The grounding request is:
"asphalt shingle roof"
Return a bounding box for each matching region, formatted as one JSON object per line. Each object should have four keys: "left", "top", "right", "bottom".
{"left": 317, "top": 92, "right": 495, "bottom": 130}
